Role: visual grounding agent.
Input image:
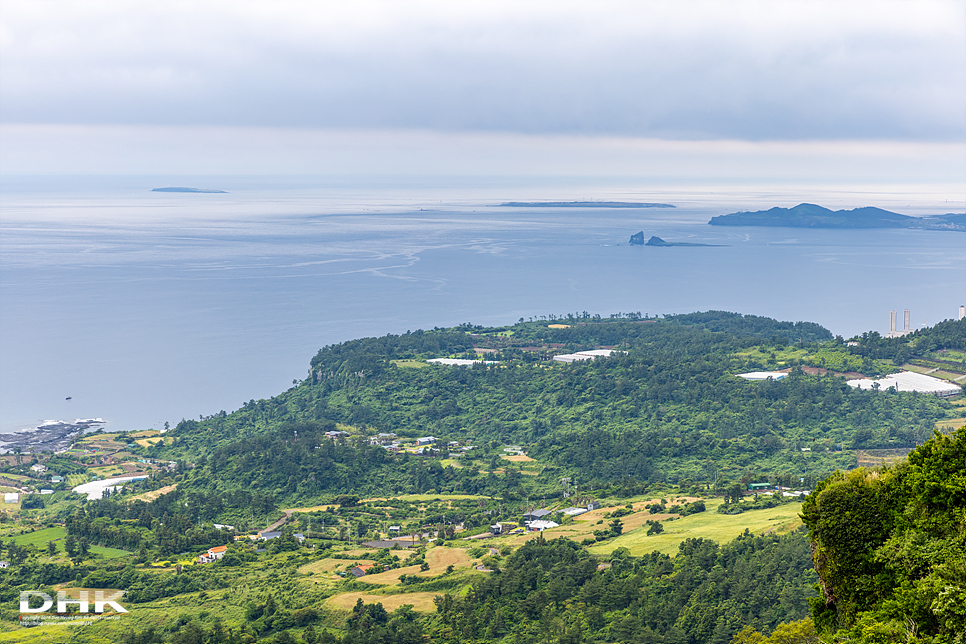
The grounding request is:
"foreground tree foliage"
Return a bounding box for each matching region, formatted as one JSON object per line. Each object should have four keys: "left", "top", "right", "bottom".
{"left": 801, "top": 426, "right": 966, "bottom": 643}
{"left": 431, "top": 531, "right": 816, "bottom": 644}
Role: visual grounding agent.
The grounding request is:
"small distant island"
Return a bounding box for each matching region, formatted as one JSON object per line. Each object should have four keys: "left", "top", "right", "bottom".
{"left": 629, "top": 232, "right": 724, "bottom": 247}
{"left": 501, "top": 201, "right": 674, "bottom": 208}
{"left": 709, "top": 203, "right": 965, "bottom": 231}
{"left": 152, "top": 187, "right": 228, "bottom": 193}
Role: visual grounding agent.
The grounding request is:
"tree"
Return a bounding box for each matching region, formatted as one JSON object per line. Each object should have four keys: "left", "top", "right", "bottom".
{"left": 65, "top": 534, "right": 78, "bottom": 558}
{"left": 609, "top": 519, "right": 624, "bottom": 536}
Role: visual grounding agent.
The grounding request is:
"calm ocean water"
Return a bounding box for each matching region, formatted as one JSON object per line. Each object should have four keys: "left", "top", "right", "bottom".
{"left": 2, "top": 175, "right": 964, "bottom": 433}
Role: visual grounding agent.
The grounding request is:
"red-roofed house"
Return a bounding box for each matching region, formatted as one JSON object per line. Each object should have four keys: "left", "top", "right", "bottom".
{"left": 199, "top": 545, "right": 229, "bottom": 564}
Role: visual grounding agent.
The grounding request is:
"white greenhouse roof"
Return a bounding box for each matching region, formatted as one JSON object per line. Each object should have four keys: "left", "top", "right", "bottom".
{"left": 527, "top": 520, "right": 560, "bottom": 531}
{"left": 847, "top": 371, "right": 961, "bottom": 396}
{"left": 736, "top": 371, "right": 788, "bottom": 380}
{"left": 427, "top": 358, "right": 498, "bottom": 366}
{"left": 553, "top": 349, "right": 620, "bottom": 363}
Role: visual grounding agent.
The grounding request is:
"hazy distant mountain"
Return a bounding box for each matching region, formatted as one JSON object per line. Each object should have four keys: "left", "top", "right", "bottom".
{"left": 709, "top": 203, "right": 965, "bottom": 230}
{"left": 501, "top": 201, "right": 674, "bottom": 208}
{"left": 152, "top": 187, "right": 228, "bottom": 193}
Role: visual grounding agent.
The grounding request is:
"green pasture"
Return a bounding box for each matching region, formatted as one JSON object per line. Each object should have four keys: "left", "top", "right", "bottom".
{"left": 89, "top": 544, "right": 133, "bottom": 559}
{"left": 589, "top": 498, "right": 805, "bottom": 557}
{"left": 8, "top": 526, "right": 129, "bottom": 558}
{"left": 10, "top": 526, "right": 67, "bottom": 547}
{"left": 391, "top": 359, "right": 429, "bottom": 368}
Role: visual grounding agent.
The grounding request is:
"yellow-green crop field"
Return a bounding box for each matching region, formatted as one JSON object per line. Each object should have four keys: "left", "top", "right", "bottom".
{"left": 589, "top": 499, "right": 804, "bottom": 556}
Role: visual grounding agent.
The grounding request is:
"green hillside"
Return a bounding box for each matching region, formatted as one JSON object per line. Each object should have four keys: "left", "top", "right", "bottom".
{"left": 2, "top": 312, "right": 963, "bottom": 644}
{"left": 149, "top": 313, "right": 959, "bottom": 511}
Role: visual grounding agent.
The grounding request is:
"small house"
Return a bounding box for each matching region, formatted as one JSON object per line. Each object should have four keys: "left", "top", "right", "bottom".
{"left": 490, "top": 523, "right": 503, "bottom": 535}
{"left": 3, "top": 493, "right": 18, "bottom": 504}
{"left": 388, "top": 525, "right": 401, "bottom": 533}
{"left": 294, "top": 533, "right": 306, "bottom": 543}
{"left": 259, "top": 531, "right": 282, "bottom": 540}
{"left": 748, "top": 483, "right": 771, "bottom": 491}
{"left": 586, "top": 501, "right": 600, "bottom": 511}
{"left": 416, "top": 436, "right": 437, "bottom": 446}
{"left": 31, "top": 464, "right": 47, "bottom": 473}
{"left": 348, "top": 566, "right": 368, "bottom": 577}
{"left": 198, "top": 545, "right": 228, "bottom": 564}
{"left": 50, "top": 476, "right": 64, "bottom": 483}
{"left": 40, "top": 489, "right": 54, "bottom": 495}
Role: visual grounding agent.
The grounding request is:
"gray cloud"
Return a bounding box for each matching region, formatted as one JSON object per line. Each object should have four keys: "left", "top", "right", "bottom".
{"left": 1, "top": 0, "right": 963, "bottom": 140}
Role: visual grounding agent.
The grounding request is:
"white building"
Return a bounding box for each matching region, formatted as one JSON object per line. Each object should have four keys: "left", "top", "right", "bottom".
{"left": 528, "top": 520, "right": 560, "bottom": 531}
{"left": 4, "top": 493, "right": 19, "bottom": 503}
{"left": 847, "top": 371, "right": 961, "bottom": 397}
{"left": 560, "top": 507, "right": 588, "bottom": 517}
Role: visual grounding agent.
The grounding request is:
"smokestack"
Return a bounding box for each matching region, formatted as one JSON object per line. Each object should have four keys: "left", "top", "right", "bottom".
{"left": 903, "top": 309, "right": 910, "bottom": 332}
{"left": 959, "top": 305, "right": 965, "bottom": 321}
{"left": 890, "top": 310, "right": 897, "bottom": 333}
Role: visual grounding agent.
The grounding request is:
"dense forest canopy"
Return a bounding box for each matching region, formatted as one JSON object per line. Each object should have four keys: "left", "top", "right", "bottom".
{"left": 151, "top": 313, "right": 961, "bottom": 511}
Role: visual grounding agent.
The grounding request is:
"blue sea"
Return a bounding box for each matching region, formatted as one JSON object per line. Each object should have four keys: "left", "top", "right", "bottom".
{"left": 1, "top": 175, "right": 964, "bottom": 433}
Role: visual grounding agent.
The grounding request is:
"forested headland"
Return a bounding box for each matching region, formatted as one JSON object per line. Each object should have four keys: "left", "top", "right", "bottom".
{"left": 2, "top": 312, "right": 964, "bottom": 644}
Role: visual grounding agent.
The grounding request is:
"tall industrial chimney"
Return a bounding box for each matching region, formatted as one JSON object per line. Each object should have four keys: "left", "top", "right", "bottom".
{"left": 959, "top": 305, "right": 965, "bottom": 321}
{"left": 903, "top": 309, "right": 910, "bottom": 332}
{"left": 890, "top": 310, "right": 897, "bottom": 334}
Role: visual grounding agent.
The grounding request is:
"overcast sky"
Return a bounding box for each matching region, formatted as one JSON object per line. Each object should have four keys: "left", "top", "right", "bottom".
{"left": 1, "top": 0, "right": 964, "bottom": 177}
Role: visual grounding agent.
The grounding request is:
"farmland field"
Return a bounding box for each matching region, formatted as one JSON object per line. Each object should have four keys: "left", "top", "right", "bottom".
{"left": 358, "top": 545, "right": 473, "bottom": 585}
{"left": 299, "top": 558, "right": 375, "bottom": 576}
{"left": 589, "top": 499, "right": 804, "bottom": 556}
{"left": 327, "top": 591, "right": 439, "bottom": 612}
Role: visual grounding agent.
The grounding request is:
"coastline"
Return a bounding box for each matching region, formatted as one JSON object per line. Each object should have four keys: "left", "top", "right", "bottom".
{"left": 0, "top": 418, "right": 106, "bottom": 453}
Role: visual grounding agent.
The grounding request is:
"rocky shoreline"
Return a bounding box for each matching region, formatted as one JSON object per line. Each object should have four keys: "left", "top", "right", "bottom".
{"left": 0, "top": 418, "right": 106, "bottom": 453}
